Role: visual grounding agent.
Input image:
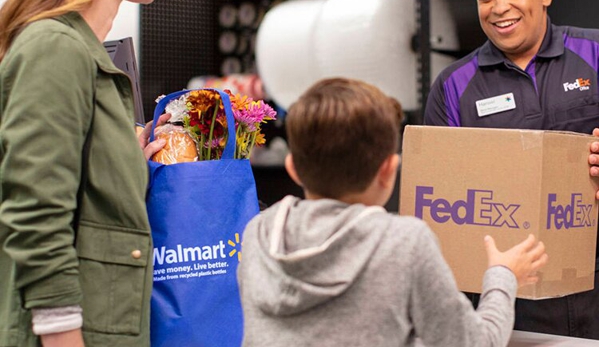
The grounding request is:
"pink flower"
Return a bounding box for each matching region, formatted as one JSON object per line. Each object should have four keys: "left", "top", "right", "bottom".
{"left": 235, "top": 101, "right": 277, "bottom": 131}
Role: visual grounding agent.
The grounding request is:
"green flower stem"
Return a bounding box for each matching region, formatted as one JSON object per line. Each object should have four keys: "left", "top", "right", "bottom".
{"left": 234, "top": 123, "right": 242, "bottom": 159}
{"left": 199, "top": 133, "right": 205, "bottom": 161}
{"left": 207, "top": 100, "right": 220, "bottom": 160}
{"left": 242, "top": 133, "right": 250, "bottom": 159}
{"left": 247, "top": 131, "right": 257, "bottom": 159}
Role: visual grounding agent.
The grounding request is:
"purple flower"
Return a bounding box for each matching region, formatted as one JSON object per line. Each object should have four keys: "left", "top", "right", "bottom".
{"left": 234, "top": 101, "right": 277, "bottom": 131}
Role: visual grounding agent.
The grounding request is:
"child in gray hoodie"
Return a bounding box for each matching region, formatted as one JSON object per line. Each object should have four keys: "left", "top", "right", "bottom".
{"left": 237, "top": 77, "right": 548, "bottom": 347}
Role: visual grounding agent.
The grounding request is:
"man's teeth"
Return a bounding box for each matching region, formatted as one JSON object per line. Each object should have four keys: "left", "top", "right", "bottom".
{"left": 496, "top": 20, "right": 518, "bottom": 28}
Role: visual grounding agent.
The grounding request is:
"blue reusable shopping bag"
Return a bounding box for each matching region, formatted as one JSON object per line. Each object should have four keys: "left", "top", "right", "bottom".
{"left": 147, "top": 89, "right": 259, "bottom": 347}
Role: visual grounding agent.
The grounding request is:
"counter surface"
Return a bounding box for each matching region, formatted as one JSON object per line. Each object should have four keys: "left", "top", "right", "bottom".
{"left": 508, "top": 330, "right": 599, "bottom": 346}
{"left": 415, "top": 330, "right": 599, "bottom": 346}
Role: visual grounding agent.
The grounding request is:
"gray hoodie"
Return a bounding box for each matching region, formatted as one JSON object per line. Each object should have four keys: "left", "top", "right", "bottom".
{"left": 238, "top": 196, "right": 517, "bottom": 347}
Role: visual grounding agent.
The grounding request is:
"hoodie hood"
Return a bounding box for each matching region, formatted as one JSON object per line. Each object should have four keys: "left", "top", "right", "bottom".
{"left": 242, "top": 196, "right": 387, "bottom": 316}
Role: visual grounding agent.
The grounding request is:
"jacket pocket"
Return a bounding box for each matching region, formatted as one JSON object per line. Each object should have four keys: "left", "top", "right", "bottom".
{"left": 0, "top": 261, "right": 25, "bottom": 346}
{"left": 76, "top": 222, "right": 150, "bottom": 335}
{"left": 550, "top": 94, "right": 599, "bottom": 133}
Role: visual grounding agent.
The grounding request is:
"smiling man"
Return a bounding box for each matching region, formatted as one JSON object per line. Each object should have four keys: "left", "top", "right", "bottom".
{"left": 424, "top": 0, "right": 599, "bottom": 340}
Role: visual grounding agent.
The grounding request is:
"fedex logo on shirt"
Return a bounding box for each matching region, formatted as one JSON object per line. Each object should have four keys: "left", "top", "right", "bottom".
{"left": 414, "top": 186, "right": 520, "bottom": 228}
{"left": 546, "top": 193, "right": 594, "bottom": 230}
{"left": 563, "top": 78, "right": 591, "bottom": 92}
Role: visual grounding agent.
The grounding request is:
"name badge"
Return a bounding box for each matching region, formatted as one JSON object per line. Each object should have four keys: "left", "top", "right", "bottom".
{"left": 475, "top": 93, "right": 516, "bottom": 117}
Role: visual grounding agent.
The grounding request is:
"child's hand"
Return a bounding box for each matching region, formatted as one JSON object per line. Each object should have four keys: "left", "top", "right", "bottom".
{"left": 484, "top": 234, "right": 548, "bottom": 288}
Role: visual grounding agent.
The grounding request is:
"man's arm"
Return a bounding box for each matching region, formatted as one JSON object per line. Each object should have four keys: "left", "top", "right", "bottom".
{"left": 423, "top": 77, "right": 451, "bottom": 126}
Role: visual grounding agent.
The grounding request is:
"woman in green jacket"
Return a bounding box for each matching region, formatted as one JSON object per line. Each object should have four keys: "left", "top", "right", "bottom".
{"left": 0, "top": 0, "right": 168, "bottom": 346}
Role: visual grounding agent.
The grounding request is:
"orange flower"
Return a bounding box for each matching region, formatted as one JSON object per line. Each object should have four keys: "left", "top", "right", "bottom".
{"left": 254, "top": 133, "right": 266, "bottom": 146}
{"left": 187, "top": 90, "right": 221, "bottom": 113}
{"left": 226, "top": 90, "right": 252, "bottom": 111}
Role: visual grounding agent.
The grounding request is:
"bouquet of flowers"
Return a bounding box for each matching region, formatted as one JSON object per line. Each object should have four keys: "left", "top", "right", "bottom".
{"left": 152, "top": 89, "right": 277, "bottom": 164}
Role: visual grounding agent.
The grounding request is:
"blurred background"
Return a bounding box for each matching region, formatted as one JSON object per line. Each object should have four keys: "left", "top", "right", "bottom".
{"left": 2, "top": 0, "right": 597, "bottom": 211}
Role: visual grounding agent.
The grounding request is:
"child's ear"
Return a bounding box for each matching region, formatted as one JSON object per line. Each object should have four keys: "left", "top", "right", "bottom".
{"left": 378, "top": 154, "right": 400, "bottom": 189}
{"left": 285, "top": 154, "right": 303, "bottom": 187}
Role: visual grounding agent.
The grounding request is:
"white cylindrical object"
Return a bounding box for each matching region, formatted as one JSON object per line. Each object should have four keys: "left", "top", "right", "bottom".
{"left": 256, "top": 0, "right": 324, "bottom": 110}
{"left": 256, "top": 0, "right": 458, "bottom": 111}
{"left": 314, "top": 0, "right": 417, "bottom": 110}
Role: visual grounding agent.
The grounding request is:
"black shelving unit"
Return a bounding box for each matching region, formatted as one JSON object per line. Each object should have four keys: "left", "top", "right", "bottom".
{"left": 414, "top": 0, "right": 430, "bottom": 126}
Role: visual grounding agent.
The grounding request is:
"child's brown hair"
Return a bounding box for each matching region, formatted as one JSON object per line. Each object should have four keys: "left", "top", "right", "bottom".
{"left": 286, "top": 77, "right": 403, "bottom": 198}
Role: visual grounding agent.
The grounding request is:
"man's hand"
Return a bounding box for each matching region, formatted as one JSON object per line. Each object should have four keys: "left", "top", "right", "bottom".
{"left": 589, "top": 128, "right": 599, "bottom": 199}
{"left": 41, "top": 328, "right": 85, "bottom": 347}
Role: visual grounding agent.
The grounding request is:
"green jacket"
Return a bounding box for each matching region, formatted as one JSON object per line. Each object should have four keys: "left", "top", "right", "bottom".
{"left": 0, "top": 12, "right": 152, "bottom": 347}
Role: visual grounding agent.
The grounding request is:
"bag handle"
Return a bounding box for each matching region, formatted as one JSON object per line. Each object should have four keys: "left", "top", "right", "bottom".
{"left": 150, "top": 88, "right": 237, "bottom": 160}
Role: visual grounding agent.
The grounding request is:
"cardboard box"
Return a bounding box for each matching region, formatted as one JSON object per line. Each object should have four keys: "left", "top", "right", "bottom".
{"left": 399, "top": 125, "right": 599, "bottom": 299}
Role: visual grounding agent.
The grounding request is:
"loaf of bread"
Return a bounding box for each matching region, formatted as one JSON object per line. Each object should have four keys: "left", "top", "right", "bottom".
{"left": 151, "top": 127, "right": 198, "bottom": 164}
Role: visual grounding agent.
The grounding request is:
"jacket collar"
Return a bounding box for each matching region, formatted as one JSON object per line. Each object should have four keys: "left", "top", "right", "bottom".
{"left": 54, "top": 11, "right": 124, "bottom": 75}
{"left": 478, "top": 16, "right": 564, "bottom": 67}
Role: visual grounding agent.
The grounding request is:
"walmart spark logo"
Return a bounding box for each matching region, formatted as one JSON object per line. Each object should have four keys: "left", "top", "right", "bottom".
{"left": 228, "top": 233, "right": 242, "bottom": 261}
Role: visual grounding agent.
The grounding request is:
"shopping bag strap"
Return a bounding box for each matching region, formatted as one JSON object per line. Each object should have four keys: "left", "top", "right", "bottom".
{"left": 150, "top": 88, "right": 237, "bottom": 160}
